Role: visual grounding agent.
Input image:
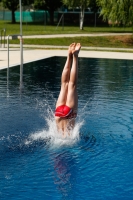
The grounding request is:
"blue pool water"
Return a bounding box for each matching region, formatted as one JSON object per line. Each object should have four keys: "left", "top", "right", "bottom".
{"left": 0, "top": 56, "right": 133, "bottom": 199}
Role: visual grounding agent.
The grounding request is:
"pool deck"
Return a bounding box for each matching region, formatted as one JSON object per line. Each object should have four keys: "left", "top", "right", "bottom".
{"left": 0, "top": 46, "right": 133, "bottom": 70}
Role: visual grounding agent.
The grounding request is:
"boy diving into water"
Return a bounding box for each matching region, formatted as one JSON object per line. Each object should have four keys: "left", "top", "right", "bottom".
{"left": 55, "top": 43, "right": 81, "bottom": 137}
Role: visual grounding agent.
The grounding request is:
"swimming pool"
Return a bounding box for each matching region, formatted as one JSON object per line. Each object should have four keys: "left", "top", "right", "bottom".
{"left": 0, "top": 56, "right": 133, "bottom": 199}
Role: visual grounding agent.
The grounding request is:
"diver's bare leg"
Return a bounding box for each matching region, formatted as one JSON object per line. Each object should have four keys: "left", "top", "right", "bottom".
{"left": 56, "top": 43, "right": 76, "bottom": 108}
{"left": 66, "top": 43, "right": 81, "bottom": 111}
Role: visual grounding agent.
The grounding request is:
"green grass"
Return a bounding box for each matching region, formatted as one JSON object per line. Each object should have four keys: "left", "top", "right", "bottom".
{"left": 8, "top": 36, "right": 133, "bottom": 48}
{"left": 1, "top": 20, "right": 133, "bottom": 50}
{"left": 0, "top": 20, "right": 133, "bottom": 36}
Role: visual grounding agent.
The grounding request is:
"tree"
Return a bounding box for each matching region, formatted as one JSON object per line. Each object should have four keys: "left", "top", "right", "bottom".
{"left": 2, "top": 0, "right": 18, "bottom": 23}
{"left": 97, "top": 0, "right": 133, "bottom": 26}
{"left": 34, "top": 0, "right": 63, "bottom": 25}
{"left": 62, "top": 0, "right": 91, "bottom": 30}
{"left": 2, "top": 0, "right": 33, "bottom": 23}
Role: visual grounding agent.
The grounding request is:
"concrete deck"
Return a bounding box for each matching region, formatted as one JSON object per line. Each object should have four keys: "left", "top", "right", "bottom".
{"left": 22, "top": 33, "right": 132, "bottom": 39}
{"left": 0, "top": 47, "right": 133, "bottom": 70}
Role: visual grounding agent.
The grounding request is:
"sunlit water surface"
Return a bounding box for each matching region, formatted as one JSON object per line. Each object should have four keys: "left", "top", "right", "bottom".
{"left": 0, "top": 57, "right": 133, "bottom": 200}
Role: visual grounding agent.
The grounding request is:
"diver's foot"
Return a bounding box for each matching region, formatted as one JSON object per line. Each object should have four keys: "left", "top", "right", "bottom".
{"left": 72, "top": 43, "right": 81, "bottom": 56}
{"left": 68, "top": 43, "right": 76, "bottom": 56}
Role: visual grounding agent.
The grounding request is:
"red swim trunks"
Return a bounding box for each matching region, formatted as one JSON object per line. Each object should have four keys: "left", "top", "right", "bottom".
{"left": 55, "top": 105, "right": 72, "bottom": 118}
{"left": 55, "top": 104, "right": 77, "bottom": 119}
{"left": 55, "top": 105, "right": 77, "bottom": 118}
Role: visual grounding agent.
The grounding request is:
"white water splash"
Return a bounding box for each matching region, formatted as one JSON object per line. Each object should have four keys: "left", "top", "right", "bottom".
{"left": 25, "top": 115, "right": 83, "bottom": 148}
{"left": 24, "top": 92, "right": 84, "bottom": 148}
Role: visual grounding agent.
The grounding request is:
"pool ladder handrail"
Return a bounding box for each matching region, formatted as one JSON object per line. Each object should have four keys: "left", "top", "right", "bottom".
{"left": 7, "top": 34, "right": 23, "bottom": 89}
{"left": 1, "top": 28, "right": 6, "bottom": 48}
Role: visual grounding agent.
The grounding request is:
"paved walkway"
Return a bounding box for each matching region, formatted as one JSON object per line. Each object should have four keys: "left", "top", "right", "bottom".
{"left": 2, "top": 44, "right": 133, "bottom": 52}
{"left": 0, "top": 47, "right": 133, "bottom": 70}
{"left": 22, "top": 33, "right": 132, "bottom": 38}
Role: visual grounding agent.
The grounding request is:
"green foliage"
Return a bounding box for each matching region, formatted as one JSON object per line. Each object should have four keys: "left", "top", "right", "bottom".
{"left": 97, "top": 0, "right": 133, "bottom": 26}
{"left": 34, "top": 0, "right": 45, "bottom": 10}
{"left": 34, "top": 0, "right": 63, "bottom": 24}
{"left": 2, "top": 0, "right": 18, "bottom": 11}
{"left": 62, "top": 0, "right": 90, "bottom": 8}
{"left": 1, "top": 0, "right": 33, "bottom": 23}
{"left": 2, "top": 0, "right": 33, "bottom": 10}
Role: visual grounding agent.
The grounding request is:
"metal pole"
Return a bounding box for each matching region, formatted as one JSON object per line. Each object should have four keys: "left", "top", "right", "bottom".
{"left": 7, "top": 35, "right": 9, "bottom": 97}
{"left": 0, "top": 29, "right": 5, "bottom": 48}
{"left": 7, "top": 35, "right": 9, "bottom": 85}
{"left": 44, "top": 11, "right": 46, "bottom": 28}
{"left": 3, "top": 28, "right": 6, "bottom": 48}
{"left": 19, "top": 0, "right": 23, "bottom": 88}
{"left": 56, "top": 13, "right": 64, "bottom": 30}
{"left": 94, "top": 13, "right": 96, "bottom": 27}
{"left": 1, "top": 30, "right": 2, "bottom": 47}
{"left": 4, "top": 29, "right": 6, "bottom": 48}
{"left": 62, "top": 13, "right": 64, "bottom": 30}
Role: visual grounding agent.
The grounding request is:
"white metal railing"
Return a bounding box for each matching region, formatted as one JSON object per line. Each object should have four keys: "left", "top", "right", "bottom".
{"left": 7, "top": 34, "right": 23, "bottom": 88}
{"left": 1, "top": 28, "right": 6, "bottom": 48}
